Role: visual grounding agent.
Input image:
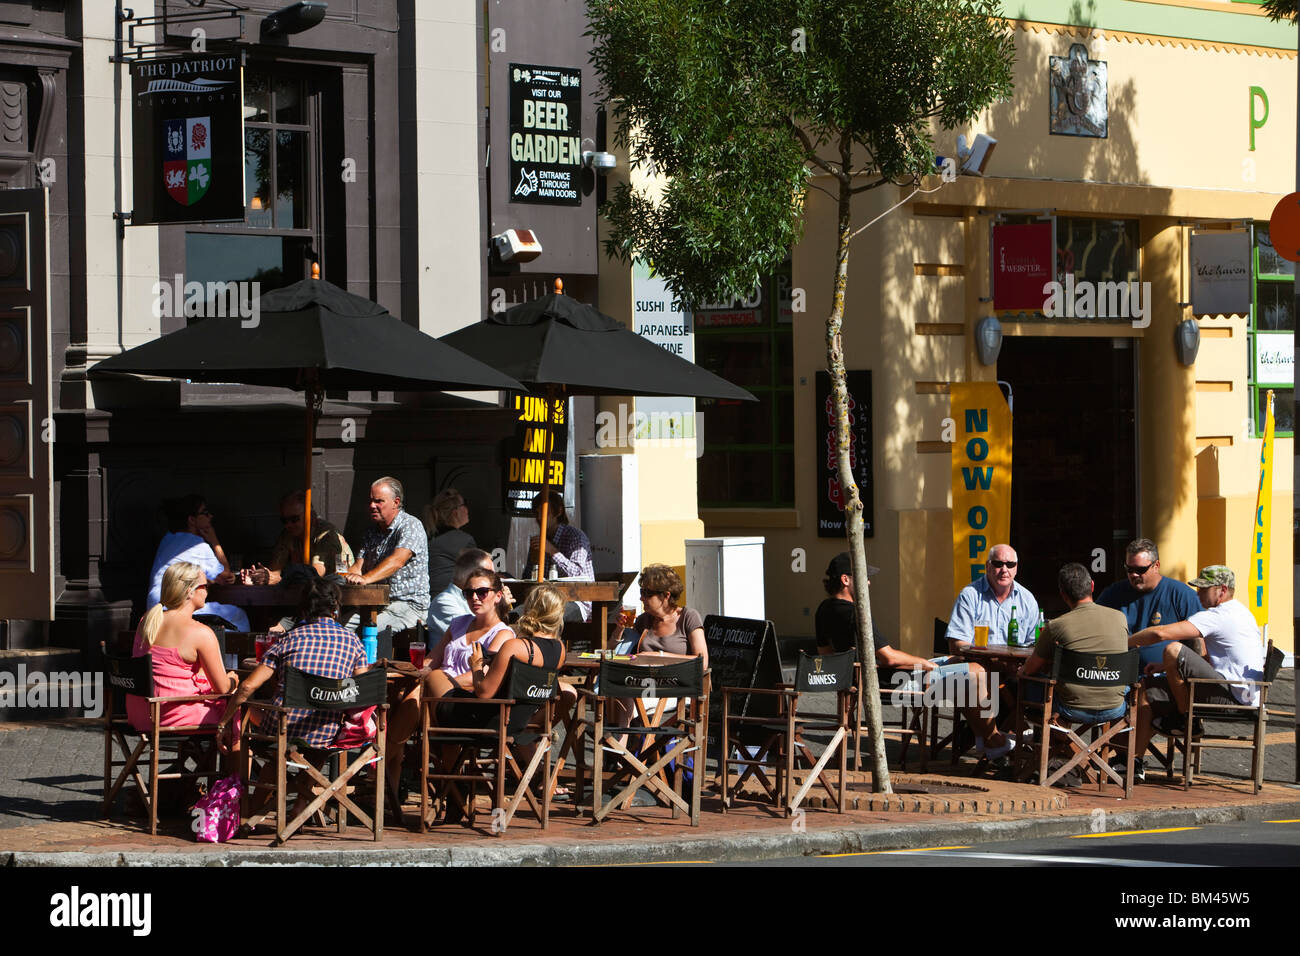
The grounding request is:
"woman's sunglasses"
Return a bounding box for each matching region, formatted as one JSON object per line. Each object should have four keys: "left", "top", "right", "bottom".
{"left": 462, "top": 586, "right": 496, "bottom": 601}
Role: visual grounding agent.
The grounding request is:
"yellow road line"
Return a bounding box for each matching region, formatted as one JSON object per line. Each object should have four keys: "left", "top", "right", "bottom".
{"left": 820, "top": 845, "right": 971, "bottom": 858}
{"left": 1072, "top": 827, "right": 1199, "bottom": 839}
{"left": 1264, "top": 819, "right": 1300, "bottom": 824}
{"left": 591, "top": 860, "right": 713, "bottom": 866}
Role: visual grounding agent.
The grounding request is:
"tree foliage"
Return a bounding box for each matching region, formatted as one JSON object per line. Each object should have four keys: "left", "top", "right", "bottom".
{"left": 588, "top": 0, "right": 1016, "bottom": 791}
{"left": 1260, "top": 0, "right": 1298, "bottom": 23}
{"left": 588, "top": 0, "right": 1016, "bottom": 306}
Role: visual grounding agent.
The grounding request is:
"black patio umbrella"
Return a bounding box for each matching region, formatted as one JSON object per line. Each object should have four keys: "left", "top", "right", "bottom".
{"left": 92, "top": 272, "right": 524, "bottom": 564}
{"left": 440, "top": 279, "right": 756, "bottom": 577}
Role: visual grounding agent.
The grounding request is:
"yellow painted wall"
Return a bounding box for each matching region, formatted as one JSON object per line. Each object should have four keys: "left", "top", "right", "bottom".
{"left": 702, "top": 20, "right": 1295, "bottom": 655}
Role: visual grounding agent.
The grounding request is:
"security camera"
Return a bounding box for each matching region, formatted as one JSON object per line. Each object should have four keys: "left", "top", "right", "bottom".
{"left": 957, "top": 133, "right": 997, "bottom": 177}
{"left": 261, "top": 1, "right": 327, "bottom": 38}
{"left": 582, "top": 150, "right": 617, "bottom": 172}
{"left": 492, "top": 228, "right": 543, "bottom": 263}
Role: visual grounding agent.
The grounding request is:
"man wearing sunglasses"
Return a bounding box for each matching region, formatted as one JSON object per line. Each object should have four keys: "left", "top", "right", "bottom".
{"left": 1097, "top": 538, "right": 1199, "bottom": 634}
{"left": 946, "top": 543, "right": 1039, "bottom": 652}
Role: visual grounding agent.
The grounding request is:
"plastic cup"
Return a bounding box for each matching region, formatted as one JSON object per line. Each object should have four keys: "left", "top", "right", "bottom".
{"left": 618, "top": 606, "right": 636, "bottom": 629}
{"left": 254, "top": 634, "right": 272, "bottom": 662}
{"left": 408, "top": 642, "right": 426, "bottom": 668}
{"left": 973, "top": 625, "right": 989, "bottom": 648}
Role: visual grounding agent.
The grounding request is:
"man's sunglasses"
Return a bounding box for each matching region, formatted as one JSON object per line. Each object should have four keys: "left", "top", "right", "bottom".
{"left": 1125, "top": 563, "right": 1154, "bottom": 576}
{"left": 463, "top": 586, "right": 496, "bottom": 601}
{"left": 988, "top": 560, "right": 1017, "bottom": 569}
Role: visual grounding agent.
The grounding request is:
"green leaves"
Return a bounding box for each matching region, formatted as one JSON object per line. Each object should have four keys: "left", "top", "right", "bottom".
{"left": 588, "top": 0, "right": 1016, "bottom": 305}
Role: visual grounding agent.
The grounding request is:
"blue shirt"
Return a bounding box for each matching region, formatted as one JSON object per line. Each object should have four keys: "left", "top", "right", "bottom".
{"left": 1096, "top": 575, "right": 1200, "bottom": 633}
{"left": 426, "top": 581, "right": 470, "bottom": 637}
{"left": 945, "top": 575, "right": 1039, "bottom": 647}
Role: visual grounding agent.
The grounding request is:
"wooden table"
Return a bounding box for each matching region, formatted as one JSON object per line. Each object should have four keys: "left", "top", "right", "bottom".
{"left": 503, "top": 579, "right": 623, "bottom": 649}
{"left": 930, "top": 644, "right": 1034, "bottom": 761}
{"left": 208, "top": 582, "right": 391, "bottom": 629}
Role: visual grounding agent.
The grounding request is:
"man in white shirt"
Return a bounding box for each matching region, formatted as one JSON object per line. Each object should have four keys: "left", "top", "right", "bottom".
{"left": 945, "top": 543, "right": 1039, "bottom": 651}
{"left": 1126, "top": 565, "right": 1265, "bottom": 777}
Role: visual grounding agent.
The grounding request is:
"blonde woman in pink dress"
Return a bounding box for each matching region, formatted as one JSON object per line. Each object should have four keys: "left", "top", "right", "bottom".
{"left": 127, "top": 561, "right": 238, "bottom": 732}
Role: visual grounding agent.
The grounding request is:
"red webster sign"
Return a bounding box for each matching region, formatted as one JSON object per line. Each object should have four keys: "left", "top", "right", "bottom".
{"left": 992, "top": 223, "right": 1054, "bottom": 311}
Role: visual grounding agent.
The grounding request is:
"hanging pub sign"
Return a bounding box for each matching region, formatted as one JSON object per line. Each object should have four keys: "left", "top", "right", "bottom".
{"left": 815, "top": 370, "right": 873, "bottom": 538}
{"left": 991, "top": 222, "right": 1055, "bottom": 311}
{"left": 508, "top": 63, "right": 582, "bottom": 206}
{"left": 131, "top": 54, "right": 245, "bottom": 225}
{"left": 1190, "top": 231, "right": 1251, "bottom": 316}
{"left": 503, "top": 392, "right": 569, "bottom": 516}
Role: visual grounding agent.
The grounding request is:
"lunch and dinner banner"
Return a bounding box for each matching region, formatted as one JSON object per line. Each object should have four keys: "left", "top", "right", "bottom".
{"left": 950, "top": 383, "right": 1012, "bottom": 599}
{"left": 131, "top": 54, "right": 245, "bottom": 225}
{"left": 503, "top": 392, "right": 569, "bottom": 517}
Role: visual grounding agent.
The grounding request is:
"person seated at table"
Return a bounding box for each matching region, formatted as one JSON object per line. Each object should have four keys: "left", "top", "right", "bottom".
{"left": 128, "top": 561, "right": 238, "bottom": 733}
{"left": 1019, "top": 562, "right": 1130, "bottom": 739}
{"left": 1125, "top": 565, "right": 1266, "bottom": 782}
{"left": 384, "top": 567, "right": 514, "bottom": 792}
{"left": 427, "top": 548, "right": 514, "bottom": 637}
{"left": 818, "top": 552, "right": 1014, "bottom": 761}
{"left": 426, "top": 488, "right": 476, "bottom": 596}
{"left": 342, "top": 477, "right": 429, "bottom": 641}
{"left": 633, "top": 564, "right": 708, "bottom": 669}
{"left": 217, "top": 576, "right": 372, "bottom": 815}
{"left": 148, "top": 494, "right": 249, "bottom": 632}
{"left": 261, "top": 490, "right": 353, "bottom": 583}
{"left": 1097, "top": 538, "right": 1200, "bottom": 634}
{"left": 945, "top": 543, "right": 1039, "bottom": 652}
{"left": 528, "top": 491, "right": 594, "bottom": 621}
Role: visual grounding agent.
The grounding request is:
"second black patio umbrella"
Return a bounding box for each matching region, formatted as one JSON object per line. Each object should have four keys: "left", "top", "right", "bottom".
{"left": 92, "top": 272, "right": 524, "bottom": 563}
{"left": 441, "top": 279, "right": 755, "bottom": 577}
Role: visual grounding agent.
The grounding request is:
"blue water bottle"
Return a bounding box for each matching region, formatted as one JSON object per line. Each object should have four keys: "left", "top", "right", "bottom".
{"left": 362, "top": 623, "right": 378, "bottom": 665}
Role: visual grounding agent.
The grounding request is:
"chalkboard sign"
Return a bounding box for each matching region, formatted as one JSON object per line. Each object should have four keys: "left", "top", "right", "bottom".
{"left": 703, "top": 615, "right": 783, "bottom": 758}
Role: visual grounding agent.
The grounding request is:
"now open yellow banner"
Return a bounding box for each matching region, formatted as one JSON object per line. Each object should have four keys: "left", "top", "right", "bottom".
{"left": 1248, "top": 390, "right": 1274, "bottom": 629}
{"left": 950, "top": 383, "right": 1013, "bottom": 600}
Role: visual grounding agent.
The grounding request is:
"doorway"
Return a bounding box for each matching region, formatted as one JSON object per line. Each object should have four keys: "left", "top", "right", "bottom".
{"left": 997, "top": 336, "right": 1137, "bottom": 616}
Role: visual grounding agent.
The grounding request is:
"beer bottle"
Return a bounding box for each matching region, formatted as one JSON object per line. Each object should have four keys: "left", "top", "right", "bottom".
{"left": 1007, "top": 606, "right": 1019, "bottom": 646}
{"left": 1035, "top": 611, "right": 1045, "bottom": 643}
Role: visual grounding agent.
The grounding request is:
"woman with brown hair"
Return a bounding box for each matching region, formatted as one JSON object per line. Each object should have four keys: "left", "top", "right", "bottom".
{"left": 426, "top": 488, "right": 475, "bottom": 594}
{"left": 128, "top": 561, "right": 237, "bottom": 732}
{"left": 633, "top": 564, "right": 709, "bottom": 670}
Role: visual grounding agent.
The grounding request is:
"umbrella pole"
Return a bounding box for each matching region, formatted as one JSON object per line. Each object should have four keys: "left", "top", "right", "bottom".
{"left": 303, "top": 384, "right": 319, "bottom": 566}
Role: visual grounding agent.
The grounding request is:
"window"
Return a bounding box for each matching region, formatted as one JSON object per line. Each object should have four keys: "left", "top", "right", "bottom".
{"left": 1248, "top": 224, "right": 1295, "bottom": 437}
{"left": 694, "top": 259, "right": 794, "bottom": 507}
{"left": 182, "top": 68, "right": 342, "bottom": 310}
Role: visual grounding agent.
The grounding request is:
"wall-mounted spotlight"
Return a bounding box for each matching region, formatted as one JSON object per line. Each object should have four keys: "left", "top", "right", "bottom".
{"left": 1175, "top": 318, "right": 1201, "bottom": 366}
{"left": 975, "top": 315, "right": 1004, "bottom": 365}
{"left": 957, "top": 133, "right": 997, "bottom": 177}
{"left": 492, "top": 228, "right": 543, "bottom": 263}
{"left": 261, "top": 1, "right": 327, "bottom": 39}
{"left": 582, "top": 150, "right": 617, "bottom": 172}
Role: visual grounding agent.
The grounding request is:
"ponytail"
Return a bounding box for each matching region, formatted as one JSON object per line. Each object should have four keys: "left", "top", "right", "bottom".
{"left": 140, "top": 603, "right": 166, "bottom": 646}
{"left": 145, "top": 561, "right": 205, "bottom": 645}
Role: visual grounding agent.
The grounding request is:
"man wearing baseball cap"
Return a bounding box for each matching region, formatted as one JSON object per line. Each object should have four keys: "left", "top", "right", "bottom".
{"left": 1125, "top": 564, "right": 1265, "bottom": 780}
{"left": 818, "top": 552, "right": 1015, "bottom": 762}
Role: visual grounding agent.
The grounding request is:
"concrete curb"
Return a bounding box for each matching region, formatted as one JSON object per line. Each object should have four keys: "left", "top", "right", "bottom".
{"left": 7, "top": 799, "right": 1300, "bottom": 866}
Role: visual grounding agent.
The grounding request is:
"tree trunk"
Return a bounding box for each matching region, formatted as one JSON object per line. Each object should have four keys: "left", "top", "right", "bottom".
{"left": 826, "top": 154, "right": 891, "bottom": 794}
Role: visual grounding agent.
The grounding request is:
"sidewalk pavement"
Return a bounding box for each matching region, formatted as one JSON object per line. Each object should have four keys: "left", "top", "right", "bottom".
{"left": 1, "top": 671, "right": 1295, "bottom": 866}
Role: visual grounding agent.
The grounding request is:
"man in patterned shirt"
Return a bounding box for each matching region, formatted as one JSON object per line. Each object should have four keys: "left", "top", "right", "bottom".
{"left": 343, "top": 477, "right": 430, "bottom": 640}
{"left": 529, "top": 490, "right": 594, "bottom": 621}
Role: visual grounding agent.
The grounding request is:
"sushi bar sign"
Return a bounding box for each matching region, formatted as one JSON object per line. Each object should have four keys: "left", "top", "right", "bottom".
{"left": 131, "top": 54, "right": 245, "bottom": 225}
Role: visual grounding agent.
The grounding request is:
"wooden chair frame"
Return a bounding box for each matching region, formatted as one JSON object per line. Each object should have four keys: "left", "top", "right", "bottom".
{"left": 1147, "top": 641, "right": 1283, "bottom": 794}
{"left": 240, "top": 667, "right": 389, "bottom": 846}
{"left": 582, "top": 658, "right": 707, "bottom": 826}
{"left": 722, "top": 650, "right": 855, "bottom": 815}
{"left": 1015, "top": 648, "right": 1139, "bottom": 796}
{"left": 102, "top": 652, "right": 231, "bottom": 836}
{"left": 419, "top": 661, "right": 559, "bottom": 835}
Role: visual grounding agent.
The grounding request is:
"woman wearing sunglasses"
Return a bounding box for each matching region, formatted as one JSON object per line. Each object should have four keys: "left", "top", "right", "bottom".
{"left": 633, "top": 564, "right": 708, "bottom": 670}
{"left": 384, "top": 568, "right": 515, "bottom": 792}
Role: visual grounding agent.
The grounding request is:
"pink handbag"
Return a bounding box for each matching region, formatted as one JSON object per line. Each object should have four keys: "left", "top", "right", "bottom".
{"left": 191, "top": 774, "right": 242, "bottom": 843}
{"left": 333, "top": 706, "right": 378, "bottom": 749}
